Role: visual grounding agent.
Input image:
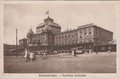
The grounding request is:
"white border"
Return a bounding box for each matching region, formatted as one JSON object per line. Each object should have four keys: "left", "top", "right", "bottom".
{"left": 0, "top": 1, "right": 120, "bottom": 79}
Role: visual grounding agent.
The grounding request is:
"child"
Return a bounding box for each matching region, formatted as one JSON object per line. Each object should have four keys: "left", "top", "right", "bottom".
{"left": 29, "top": 52, "right": 34, "bottom": 62}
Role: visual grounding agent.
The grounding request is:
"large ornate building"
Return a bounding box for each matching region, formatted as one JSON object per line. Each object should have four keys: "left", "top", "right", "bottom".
{"left": 19, "top": 16, "right": 114, "bottom": 53}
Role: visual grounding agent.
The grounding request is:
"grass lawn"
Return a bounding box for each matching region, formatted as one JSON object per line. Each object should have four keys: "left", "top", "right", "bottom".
{"left": 4, "top": 52, "right": 116, "bottom": 73}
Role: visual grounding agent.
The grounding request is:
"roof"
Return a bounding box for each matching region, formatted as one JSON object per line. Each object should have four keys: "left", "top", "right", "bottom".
{"left": 96, "top": 40, "right": 116, "bottom": 46}
{"left": 55, "top": 29, "right": 78, "bottom": 35}
{"left": 48, "top": 22, "right": 61, "bottom": 28}
{"left": 27, "top": 28, "right": 34, "bottom": 37}
{"left": 38, "top": 23, "right": 45, "bottom": 26}
{"left": 36, "top": 17, "right": 61, "bottom": 29}
{"left": 108, "top": 40, "right": 116, "bottom": 44}
{"left": 78, "top": 23, "right": 95, "bottom": 29}
{"left": 44, "top": 16, "right": 53, "bottom": 22}
{"left": 19, "top": 38, "right": 27, "bottom": 41}
{"left": 78, "top": 23, "right": 113, "bottom": 33}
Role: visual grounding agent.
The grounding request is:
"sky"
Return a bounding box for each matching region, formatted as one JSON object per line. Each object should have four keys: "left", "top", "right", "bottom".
{"left": 4, "top": 3, "right": 118, "bottom": 45}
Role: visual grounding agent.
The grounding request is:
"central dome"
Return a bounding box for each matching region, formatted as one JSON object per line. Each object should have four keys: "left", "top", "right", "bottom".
{"left": 36, "top": 16, "right": 61, "bottom": 34}
{"left": 44, "top": 16, "right": 53, "bottom": 22}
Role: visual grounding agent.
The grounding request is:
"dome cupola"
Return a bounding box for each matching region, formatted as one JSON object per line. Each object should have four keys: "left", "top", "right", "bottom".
{"left": 44, "top": 16, "right": 54, "bottom": 24}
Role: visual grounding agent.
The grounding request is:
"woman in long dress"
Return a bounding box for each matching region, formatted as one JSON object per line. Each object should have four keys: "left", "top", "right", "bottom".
{"left": 24, "top": 49, "right": 29, "bottom": 61}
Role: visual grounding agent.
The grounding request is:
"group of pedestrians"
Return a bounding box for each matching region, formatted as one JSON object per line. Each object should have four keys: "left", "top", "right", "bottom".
{"left": 23, "top": 48, "right": 47, "bottom": 62}
{"left": 24, "top": 48, "right": 36, "bottom": 62}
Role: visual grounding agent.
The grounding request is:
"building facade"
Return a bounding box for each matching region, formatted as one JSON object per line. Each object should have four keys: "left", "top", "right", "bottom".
{"left": 19, "top": 16, "right": 114, "bottom": 53}
{"left": 54, "top": 23, "right": 113, "bottom": 52}
{"left": 19, "top": 38, "right": 27, "bottom": 48}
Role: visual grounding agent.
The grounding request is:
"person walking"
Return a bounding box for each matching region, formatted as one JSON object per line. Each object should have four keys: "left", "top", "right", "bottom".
{"left": 43, "top": 52, "right": 46, "bottom": 60}
{"left": 24, "top": 48, "right": 29, "bottom": 62}
{"left": 108, "top": 46, "right": 111, "bottom": 54}
{"left": 74, "top": 50, "right": 77, "bottom": 57}
{"left": 24, "top": 49, "right": 27, "bottom": 61}
{"left": 29, "top": 51, "right": 34, "bottom": 62}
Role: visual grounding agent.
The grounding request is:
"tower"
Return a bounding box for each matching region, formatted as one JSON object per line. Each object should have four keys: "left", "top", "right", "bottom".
{"left": 27, "top": 28, "right": 34, "bottom": 45}
{"left": 36, "top": 16, "right": 61, "bottom": 34}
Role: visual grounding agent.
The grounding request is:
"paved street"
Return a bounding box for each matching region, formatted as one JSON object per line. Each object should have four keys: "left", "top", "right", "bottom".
{"left": 4, "top": 52, "right": 116, "bottom": 73}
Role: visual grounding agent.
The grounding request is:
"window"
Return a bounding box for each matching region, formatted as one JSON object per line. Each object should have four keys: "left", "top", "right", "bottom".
{"left": 99, "top": 30, "right": 101, "bottom": 33}
{"left": 80, "top": 36, "right": 82, "bottom": 39}
{"left": 89, "top": 32, "right": 91, "bottom": 35}
{"left": 84, "top": 29, "right": 87, "bottom": 35}
{"left": 62, "top": 42, "right": 64, "bottom": 45}
{"left": 59, "top": 36, "right": 61, "bottom": 39}
{"left": 88, "top": 28, "right": 92, "bottom": 35}
{"left": 65, "top": 35, "right": 67, "bottom": 38}
{"left": 68, "top": 41, "right": 70, "bottom": 45}
{"left": 88, "top": 28, "right": 91, "bottom": 31}
{"left": 96, "top": 29, "right": 97, "bottom": 35}
{"left": 76, "top": 33, "right": 78, "bottom": 36}
{"left": 68, "top": 35, "right": 70, "bottom": 38}
{"left": 80, "top": 31, "right": 82, "bottom": 35}
{"left": 57, "top": 43, "right": 59, "bottom": 46}
{"left": 72, "top": 34, "right": 74, "bottom": 37}
{"left": 56, "top": 36, "right": 58, "bottom": 39}
{"left": 62, "top": 35, "right": 64, "bottom": 39}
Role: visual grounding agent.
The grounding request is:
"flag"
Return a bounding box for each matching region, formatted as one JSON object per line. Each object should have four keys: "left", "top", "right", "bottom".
{"left": 45, "top": 10, "right": 49, "bottom": 15}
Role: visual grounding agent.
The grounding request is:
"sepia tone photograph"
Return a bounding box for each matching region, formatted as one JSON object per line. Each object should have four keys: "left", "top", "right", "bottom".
{"left": 1, "top": 0, "right": 118, "bottom": 1}
{"left": 3, "top": 3, "right": 117, "bottom": 73}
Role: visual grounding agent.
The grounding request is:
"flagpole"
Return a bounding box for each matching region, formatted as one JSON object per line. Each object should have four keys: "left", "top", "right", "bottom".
{"left": 48, "top": 12, "right": 49, "bottom": 17}
{"left": 48, "top": 10, "right": 49, "bottom": 17}
{"left": 46, "top": 10, "right": 49, "bottom": 17}
{"left": 16, "top": 28, "right": 18, "bottom": 57}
